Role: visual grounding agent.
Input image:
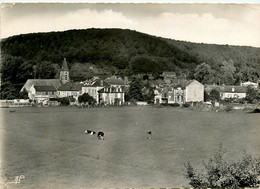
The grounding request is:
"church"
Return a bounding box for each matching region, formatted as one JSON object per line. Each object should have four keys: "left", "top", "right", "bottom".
{"left": 21, "top": 58, "right": 81, "bottom": 104}
{"left": 21, "top": 58, "right": 127, "bottom": 105}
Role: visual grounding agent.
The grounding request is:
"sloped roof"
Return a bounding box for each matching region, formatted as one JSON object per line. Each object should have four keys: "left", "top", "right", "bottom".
{"left": 221, "top": 86, "right": 247, "bottom": 93}
{"left": 83, "top": 79, "right": 109, "bottom": 87}
{"left": 58, "top": 82, "right": 83, "bottom": 91}
{"left": 61, "top": 58, "right": 69, "bottom": 71}
{"left": 205, "top": 85, "right": 247, "bottom": 93}
{"left": 21, "top": 79, "right": 62, "bottom": 92}
{"left": 173, "top": 80, "right": 199, "bottom": 89}
{"left": 241, "top": 81, "right": 258, "bottom": 86}
{"left": 105, "top": 77, "right": 125, "bottom": 85}
{"left": 34, "top": 85, "right": 57, "bottom": 91}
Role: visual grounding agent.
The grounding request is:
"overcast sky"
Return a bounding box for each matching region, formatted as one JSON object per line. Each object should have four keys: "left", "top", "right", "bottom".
{"left": 1, "top": 3, "right": 260, "bottom": 47}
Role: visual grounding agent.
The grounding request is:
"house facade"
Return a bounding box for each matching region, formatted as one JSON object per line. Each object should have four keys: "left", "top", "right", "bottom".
{"left": 220, "top": 86, "right": 247, "bottom": 100}
{"left": 154, "top": 80, "right": 204, "bottom": 105}
{"left": 81, "top": 79, "right": 108, "bottom": 104}
{"left": 98, "top": 86, "right": 125, "bottom": 105}
{"left": 57, "top": 82, "right": 82, "bottom": 100}
{"left": 29, "top": 85, "right": 57, "bottom": 104}
{"left": 205, "top": 85, "right": 247, "bottom": 100}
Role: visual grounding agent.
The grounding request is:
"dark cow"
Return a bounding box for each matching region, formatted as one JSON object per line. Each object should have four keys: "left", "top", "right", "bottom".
{"left": 147, "top": 130, "right": 152, "bottom": 139}
{"left": 85, "top": 130, "right": 96, "bottom": 135}
{"left": 97, "top": 131, "right": 104, "bottom": 140}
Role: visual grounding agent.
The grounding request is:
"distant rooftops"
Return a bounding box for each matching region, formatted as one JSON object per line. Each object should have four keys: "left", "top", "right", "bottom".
{"left": 105, "top": 76, "right": 126, "bottom": 85}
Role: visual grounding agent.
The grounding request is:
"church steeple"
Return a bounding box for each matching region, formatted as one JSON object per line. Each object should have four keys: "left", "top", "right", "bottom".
{"left": 60, "top": 58, "right": 70, "bottom": 84}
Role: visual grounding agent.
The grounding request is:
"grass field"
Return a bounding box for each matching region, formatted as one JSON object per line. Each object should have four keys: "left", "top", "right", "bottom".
{"left": 1, "top": 106, "right": 260, "bottom": 189}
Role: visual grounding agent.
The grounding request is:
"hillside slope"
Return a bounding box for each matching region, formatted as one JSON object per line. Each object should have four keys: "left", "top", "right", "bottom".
{"left": 1, "top": 28, "right": 260, "bottom": 99}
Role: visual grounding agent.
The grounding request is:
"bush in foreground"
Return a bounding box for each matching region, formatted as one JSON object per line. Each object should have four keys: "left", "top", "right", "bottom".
{"left": 184, "top": 144, "right": 260, "bottom": 188}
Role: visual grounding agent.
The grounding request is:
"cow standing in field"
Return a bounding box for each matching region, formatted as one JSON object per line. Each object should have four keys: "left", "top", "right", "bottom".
{"left": 147, "top": 131, "right": 152, "bottom": 139}
{"left": 97, "top": 131, "right": 104, "bottom": 140}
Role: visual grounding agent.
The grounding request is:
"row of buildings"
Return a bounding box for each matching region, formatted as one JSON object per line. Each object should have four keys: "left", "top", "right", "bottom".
{"left": 19, "top": 59, "right": 257, "bottom": 106}
{"left": 153, "top": 72, "right": 257, "bottom": 105}
{"left": 21, "top": 59, "right": 128, "bottom": 105}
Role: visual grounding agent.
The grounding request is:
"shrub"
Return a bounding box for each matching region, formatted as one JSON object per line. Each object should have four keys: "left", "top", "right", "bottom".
{"left": 184, "top": 144, "right": 260, "bottom": 188}
{"left": 57, "top": 97, "right": 70, "bottom": 106}
{"left": 225, "top": 104, "right": 233, "bottom": 112}
{"left": 78, "top": 93, "right": 96, "bottom": 105}
{"left": 172, "top": 103, "right": 180, "bottom": 107}
{"left": 183, "top": 103, "right": 190, "bottom": 108}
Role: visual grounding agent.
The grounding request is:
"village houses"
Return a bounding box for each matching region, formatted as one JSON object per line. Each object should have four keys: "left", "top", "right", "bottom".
{"left": 19, "top": 58, "right": 257, "bottom": 106}
{"left": 154, "top": 79, "right": 204, "bottom": 105}
{"left": 21, "top": 58, "right": 127, "bottom": 105}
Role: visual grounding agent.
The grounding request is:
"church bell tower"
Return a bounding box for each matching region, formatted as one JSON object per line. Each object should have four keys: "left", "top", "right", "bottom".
{"left": 60, "top": 58, "right": 70, "bottom": 84}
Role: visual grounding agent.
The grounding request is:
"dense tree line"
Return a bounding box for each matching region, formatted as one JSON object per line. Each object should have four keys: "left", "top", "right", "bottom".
{"left": 1, "top": 28, "right": 260, "bottom": 99}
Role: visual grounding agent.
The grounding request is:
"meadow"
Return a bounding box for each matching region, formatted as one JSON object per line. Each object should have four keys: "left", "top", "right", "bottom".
{"left": 1, "top": 106, "right": 260, "bottom": 189}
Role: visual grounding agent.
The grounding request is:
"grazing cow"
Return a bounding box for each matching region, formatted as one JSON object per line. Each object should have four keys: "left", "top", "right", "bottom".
{"left": 85, "top": 130, "right": 96, "bottom": 135}
{"left": 147, "top": 130, "right": 152, "bottom": 139}
{"left": 97, "top": 131, "right": 104, "bottom": 140}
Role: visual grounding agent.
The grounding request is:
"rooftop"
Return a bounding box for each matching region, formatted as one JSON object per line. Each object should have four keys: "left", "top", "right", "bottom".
{"left": 61, "top": 58, "right": 69, "bottom": 71}
{"left": 58, "top": 82, "right": 83, "bottom": 91}
{"left": 34, "top": 85, "right": 57, "bottom": 91}
{"left": 205, "top": 85, "right": 247, "bottom": 93}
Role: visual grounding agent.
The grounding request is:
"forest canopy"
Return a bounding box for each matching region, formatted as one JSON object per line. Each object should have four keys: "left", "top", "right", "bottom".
{"left": 1, "top": 28, "right": 260, "bottom": 99}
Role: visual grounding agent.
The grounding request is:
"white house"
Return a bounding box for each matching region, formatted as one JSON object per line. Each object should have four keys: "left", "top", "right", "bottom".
{"left": 81, "top": 79, "right": 108, "bottom": 104}
{"left": 57, "top": 82, "right": 82, "bottom": 100}
{"left": 220, "top": 86, "right": 247, "bottom": 100}
{"left": 98, "top": 86, "right": 125, "bottom": 105}
{"left": 205, "top": 85, "right": 247, "bottom": 100}
{"left": 28, "top": 85, "right": 57, "bottom": 104}
{"left": 154, "top": 80, "right": 204, "bottom": 105}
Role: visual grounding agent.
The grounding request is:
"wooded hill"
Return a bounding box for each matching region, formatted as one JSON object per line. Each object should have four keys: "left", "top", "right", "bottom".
{"left": 1, "top": 28, "right": 260, "bottom": 99}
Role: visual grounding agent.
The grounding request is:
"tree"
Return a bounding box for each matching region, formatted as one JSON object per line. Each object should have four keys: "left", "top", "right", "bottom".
{"left": 127, "top": 78, "right": 144, "bottom": 101}
{"left": 0, "top": 82, "right": 18, "bottom": 99}
{"left": 78, "top": 93, "right": 97, "bottom": 105}
{"left": 35, "top": 61, "right": 57, "bottom": 79}
{"left": 130, "top": 55, "right": 163, "bottom": 74}
{"left": 57, "top": 97, "right": 70, "bottom": 106}
{"left": 142, "top": 87, "right": 155, "bottom": 104}
{"left": 245, "top": 86, "right": 260, "bottom": 104}
{"left": 220, "top": 59, "right": 236, "bottom": 85}
{"left": 194, "top": 63, "right": 214, "bottom": 84}
{"left": 1, "top": 55, "right": 24, "bottom": 83}
{"left": 204, "top": 91, "right": 210, "bottom": 102}
{"left": 210, "top": 89, "right": 220, "bottom": 102}
{"left": 184, "top": 144, "right": 260, "bottom": 188}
